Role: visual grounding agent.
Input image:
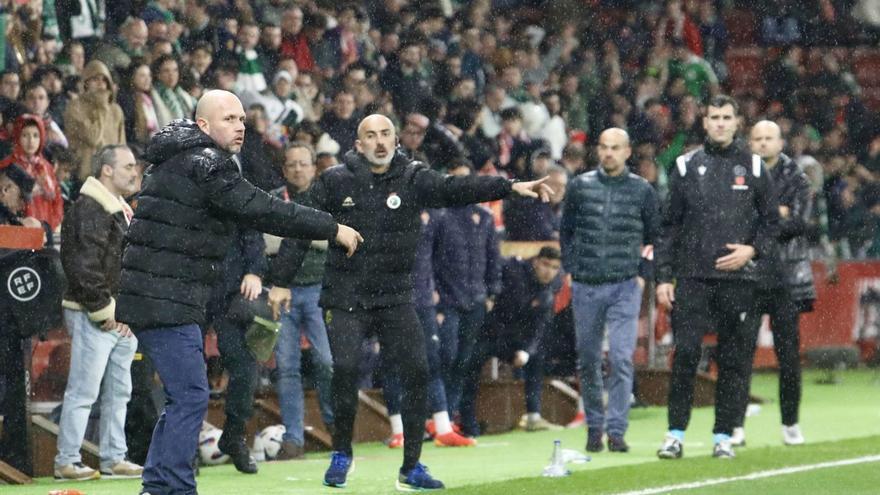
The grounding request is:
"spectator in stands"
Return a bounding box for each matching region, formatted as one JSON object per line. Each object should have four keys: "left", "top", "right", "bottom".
{"left": 380, "top": 36, "right": 432, "bottom": 117}
{"left": 479, "top": 85, "right": 508, "bottom": 139}
{"left": 235, "top": 23, "right": 268, "bottom": 94}
{"left": 0, "top": 164, "right": 36, "bottom": 226}
{"left": 280, "top": 7, "right": 317, "bottom": 73}
{"left": 496, "top": 107, "right": 545, "bottom": 179}
{"left": 399, "top": 114, "right": 431, "bottom": 165}
{"left": 0, "top": 114, "right": 64, "bottom": 232}
{"left": 150, "top": 54, "right": 196, "bottom": 128}
{"left": 666, "top": 39, "right": 719, "bottom": 103}
{"left": 561, "top": 128, "right": 659, "bottom": 454}
{"left": 656, "top": 0, "right": 703, "bottom": 56}
{"left": 239, "top": 104, "right": 284, "bottom": 192}
{"left": 434, "top": 159, "right": 502, "bottom": 416}
{"left": 92, "top": 17, "right": 148, "bottom": 74}
{"left": 179, "top": 0, "right": 218, "bottom": 53}
{"left": 459, "top": 246, "right": 563, "bottom": 435}
{"left": 23, "top": 82, "right": 68, "bottom": 148}
{"left": 448, "top": 100, "right": 496, "bottom": 172}
{"left": 265, "top": 142, "right": 335, "bottom": 460}
{"left": 0, "top": 71, "right": 21, "bottom": 101}
{"left": 64, "top": 60, "right": 126, "bottom": 181}
{"left": 239, "top": 70, "right": 304, "bottom": 136}
{"left": 503, "top": 149, "right": 561, "bottom": 241}
{"left": 117, "top": 61, "right": 160, "bottom": 149}
{"left": 319, "top": 90, "right": 360, "bottom": 155}
{"left": 56, "top": 144, "right": 142, "bottom": 481}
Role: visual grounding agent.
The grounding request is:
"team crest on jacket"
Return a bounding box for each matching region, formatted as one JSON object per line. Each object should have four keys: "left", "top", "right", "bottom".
{"left": 342, "top": 197, "right": 355, "bottom": 207}
{"left": 386, "top": 193, "right": 401, "bottom": 209}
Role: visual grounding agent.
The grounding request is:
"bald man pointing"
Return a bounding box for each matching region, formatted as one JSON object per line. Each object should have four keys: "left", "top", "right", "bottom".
{"left": 116, "top": 90, "right": 361, "bottom": 495}
{"left": 280, "top": 113, "right": 551, "bottom": 490}
{"left": 560, "top": 128, "right": 659, "bottom": 454}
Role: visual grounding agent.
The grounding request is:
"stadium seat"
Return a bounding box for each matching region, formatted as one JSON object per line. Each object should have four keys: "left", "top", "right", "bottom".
{"left": 723, "top": 9, "right": 757, "bottom": 47}
{"left": 725, "top": 47, "right": 764, "bottom": 95}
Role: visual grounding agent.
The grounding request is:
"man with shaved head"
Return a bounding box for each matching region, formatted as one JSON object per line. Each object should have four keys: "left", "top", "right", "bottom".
{"left": 561, "top": 127, "right": 659, "bottom": 454}
{"left": 730, "top": 120, "right": 814, "bottom": 447}
{"left": 292, "top": 113, "right": 552, "bottom": 490}
{"left": 116, "top": 89, "right": 362, "bottom": 495}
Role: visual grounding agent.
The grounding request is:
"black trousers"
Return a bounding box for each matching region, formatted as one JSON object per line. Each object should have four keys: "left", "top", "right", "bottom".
{"left": 667, "top": 279, "right": 760, "bottom": 436}
{"left": 125, "top": 344, "right": 159, "bottom": 465}
{"left": 327, "top": 305, "right": 428, "bottom": 472}
{"left": 0, "top": 334, "right": 31, "bottom": 474}
{"left": 215, "top": 316, "right": 258, "bottom": 434}
{"left": 737, "top": 287, "right": 803, "bottom": 427}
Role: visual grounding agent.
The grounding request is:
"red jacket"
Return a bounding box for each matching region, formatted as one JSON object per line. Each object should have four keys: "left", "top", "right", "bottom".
{"left": 280, "top": 33, "right": 315, "bottom": 73}
{"left": 0, "top": 114, "right": 64, "bottom": 231}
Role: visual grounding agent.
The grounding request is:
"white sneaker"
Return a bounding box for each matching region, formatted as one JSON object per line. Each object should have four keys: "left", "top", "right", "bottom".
{"left": 782, "top": 424, "right": 805, "bottom": 445}
{"left": 730, "top": 427, "right": 746, "bottom": 447}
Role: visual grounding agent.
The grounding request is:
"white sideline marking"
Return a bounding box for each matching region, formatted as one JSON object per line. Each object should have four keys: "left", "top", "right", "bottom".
{"left": 612, "top": 455, "right": 880, "bottom": 495}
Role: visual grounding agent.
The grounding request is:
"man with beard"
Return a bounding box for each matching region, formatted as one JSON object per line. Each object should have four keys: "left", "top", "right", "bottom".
{"left": 278, "top": 113, "right": 552, "bottom": 490}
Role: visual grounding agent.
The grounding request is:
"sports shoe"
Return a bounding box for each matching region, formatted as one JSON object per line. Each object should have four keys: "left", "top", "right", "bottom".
{"left": 100, "top": 459, "right": 143, "bottom": 478}
{"left": 275, "top": 440, "right": 305, "bottom": 460}
{"left": 782, "top": 424, "right": 805, "bottom": 446}
{"left": 730, "top": 427, "right": 746, "bottom": 447}
{"left": 713, "top": 440, "right": 735, "bottom": 458}
{"left": 434, "top": 431, "right": 477, "bottom": 447}
{"left": 657, "top": 434, "right": 683, "bottom": 460}
{"left": 218, "top": 432, "right": 258, "bottom": 474}
{"left": 521, "top": 415, "right": 563, "bottom": 432}
{"left": 54, "top": 462, "right": 101, "bottom": 481}
{"left": 586, "top": 428, "right": 604, "bottom": 453}
{"left": 396, "top": 463, "right": 444, "bottom": 491}
{"left": 425, "top": 419, "right": 464, "bottom": 438}
{"left": 387, "top": 432, "right": 404, "bottom": 449}
{"left": 607, "top": 435, "right": 629, "bottom": 453}
{"left": 324, "top": 451, "right": 354, "bottom": 487}
{"left": 566, "top": 411, "right": 586, "bottom": 429}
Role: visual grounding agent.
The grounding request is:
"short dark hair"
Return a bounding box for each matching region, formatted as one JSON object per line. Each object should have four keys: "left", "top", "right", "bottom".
{"left": 536, "top": 246, "right": 562, "bottom": 261}
{"left": 706, "top": 95, "right": 739, "bottom": 115}
{"left": 285, "top": 141, "right": 316, "bottom": 163}
{"left": 91, "top": 144, "right": 131, "bottom": 178}
{"left": 499, "top": 107, "right": 522, "bottom": 122}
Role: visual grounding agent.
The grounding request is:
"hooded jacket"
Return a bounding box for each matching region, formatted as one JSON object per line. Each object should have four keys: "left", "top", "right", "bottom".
{"left": 116, "top": 120, "right": 338, "bottom": 331}
{"left": 0, "top": 114, "right": 64, "bottom": 231}
{"left": 63, "top": 60, "right": 126, "bottom": 180}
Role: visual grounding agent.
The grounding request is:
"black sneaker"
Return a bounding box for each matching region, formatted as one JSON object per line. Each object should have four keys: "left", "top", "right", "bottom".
{"left": 657, "top": 434, "right": 683, "bottom": 459}
{"left": 586, "top": 428, "right": 604, "bottom": 453}
{"left": 607, "top": 435, "right": 629, "bottom": 453}
{"left": 218, "top": 431, "right": 258, "bottom": 474}
{"left": 712, "top": 440, "right": 735, "bottom": 459}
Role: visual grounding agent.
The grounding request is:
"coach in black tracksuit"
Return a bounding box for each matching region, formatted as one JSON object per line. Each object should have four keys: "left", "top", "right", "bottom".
{"left": 655, "top": 96, "right": 779, "bottom": 459}
{"left": 277, "top": 114, "right": 552, "bottom": 490}
{"left": 732, "top": 120, "right": 815, "bottom": 446}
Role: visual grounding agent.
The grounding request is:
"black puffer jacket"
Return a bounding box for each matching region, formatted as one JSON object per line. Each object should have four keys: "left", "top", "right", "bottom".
{"left": 116, "top": 120, "right": 338, "bottom": 331}
{"left": 282, "top": 149, "right": 513, "bottom": 311}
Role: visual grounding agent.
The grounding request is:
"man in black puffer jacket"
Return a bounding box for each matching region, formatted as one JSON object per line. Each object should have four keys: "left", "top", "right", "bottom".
{"left": 275, "top": 113, "right": 552, "bottom": 491}
{"left": 730, "top": 120, "right": 816, "bottom": 448}
{"left": 116, "top": 90, "right": 362, "bottom": 495}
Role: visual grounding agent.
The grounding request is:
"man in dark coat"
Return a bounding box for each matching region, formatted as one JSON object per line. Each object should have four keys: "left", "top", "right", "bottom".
{"left": 116, "top": 90, "right": 362, "bottom": 495}
{"left": 276, "top": 114, "right": 552, "bottom": 491}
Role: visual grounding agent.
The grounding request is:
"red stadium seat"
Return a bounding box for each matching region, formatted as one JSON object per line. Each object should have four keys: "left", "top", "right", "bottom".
{"left": 723, "top": 9, "right": 757, "bottom": 47}
{"left": 852, "top": 48, "right": 880, "bottom": 87}
{"left": 726, "top": 47, "right": 765, "bottom": 95}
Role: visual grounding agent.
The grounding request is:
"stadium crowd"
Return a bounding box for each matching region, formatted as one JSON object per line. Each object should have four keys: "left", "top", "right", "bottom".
{"left": 1, "top": 0, "right": 880, "bottom": 489}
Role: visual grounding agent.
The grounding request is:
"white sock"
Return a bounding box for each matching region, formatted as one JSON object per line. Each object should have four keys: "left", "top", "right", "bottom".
{"left": 433, "top": 411, "right": 453, "bottom": 435}
{"left": 528, "top": 412, "right": 541, "bottom": 422}
{"left": 390, "top": 414, "right": 403, "bottom": 435}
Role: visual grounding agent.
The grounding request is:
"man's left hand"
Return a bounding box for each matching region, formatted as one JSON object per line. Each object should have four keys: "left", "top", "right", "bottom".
{"left": 241, "top": 274, "right": 263, "bottom": 301}
{"left": 715, "top": 244, "right": 756, "bottom": 271}
{"left": 511, "top": 176, "right": 554, "bottom": 202}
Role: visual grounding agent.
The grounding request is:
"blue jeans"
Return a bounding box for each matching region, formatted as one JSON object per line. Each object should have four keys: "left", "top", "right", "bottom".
{"left": 572, "top": 278, "right": 642, "bottom": 437}
{"left": 383, "top": 304, "right": 448, "bottom": 415}
{"left": 55, "top": 309, "right": 137, "bottom": 471}
{"left": 438, "top": 303, "right": 486, "bottom": 413}
{"left": 138, "top": 324, "right": 209, "bottom": 495}
{"left": 274, "top": 284, "right": 333, "bottom": 446}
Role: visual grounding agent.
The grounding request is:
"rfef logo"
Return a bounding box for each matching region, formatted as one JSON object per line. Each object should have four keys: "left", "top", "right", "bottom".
{"left": 7, "top": 267, "right": 41, "bottom": 302}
